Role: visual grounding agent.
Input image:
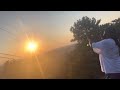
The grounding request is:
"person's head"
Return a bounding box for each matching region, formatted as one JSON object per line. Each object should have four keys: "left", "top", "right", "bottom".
{"left": 103, "top": 27, "right": 116, "bottom": 40}
{"left": 103, "top": 27, "right": 120, "bottom": 55}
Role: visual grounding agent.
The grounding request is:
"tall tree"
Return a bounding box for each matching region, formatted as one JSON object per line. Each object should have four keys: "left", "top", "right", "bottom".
{"left": 70, "top": 16, "right": 101, "bottom": 45}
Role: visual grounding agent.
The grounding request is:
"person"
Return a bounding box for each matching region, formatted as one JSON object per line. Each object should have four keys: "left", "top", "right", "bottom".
{"left": 88, "top": 29, "right": 120, "bottom": 79}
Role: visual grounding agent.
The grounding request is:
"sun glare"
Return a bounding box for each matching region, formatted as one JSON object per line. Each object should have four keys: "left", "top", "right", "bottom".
{"left": 26, "top": 41, "right": 38, "bottom": 53}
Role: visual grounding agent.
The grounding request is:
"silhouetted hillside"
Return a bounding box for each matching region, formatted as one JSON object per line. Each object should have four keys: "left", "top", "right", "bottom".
{"left": 38, "top": 43, "right": 76, "bottom": 79}
{"left": 0, "top": 43, "right": 104, "bottom": 79}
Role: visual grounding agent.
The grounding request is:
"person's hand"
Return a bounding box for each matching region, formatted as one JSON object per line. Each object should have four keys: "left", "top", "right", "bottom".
{"left": 89, "top": 41, "right": 92, "bottom": 47}
{"left": 88, "top": 38, "right": 92, "bottom": 47}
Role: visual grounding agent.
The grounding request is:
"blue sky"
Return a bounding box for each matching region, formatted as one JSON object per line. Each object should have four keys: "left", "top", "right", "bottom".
{"left": 0, "top": 11, "right": 120, "bottom": 55}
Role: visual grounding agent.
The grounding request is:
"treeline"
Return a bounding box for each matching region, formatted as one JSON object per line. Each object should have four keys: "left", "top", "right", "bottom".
{"left": 67, "top": 16, "right": 120, "bottom": 79}
{"left": 0, "top": 59, "right": 42, "bottom": 79}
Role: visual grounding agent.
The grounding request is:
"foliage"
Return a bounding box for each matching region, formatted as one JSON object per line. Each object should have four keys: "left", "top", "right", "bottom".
{"left": 69, "top": 16, "right": 120, "bottom": 79}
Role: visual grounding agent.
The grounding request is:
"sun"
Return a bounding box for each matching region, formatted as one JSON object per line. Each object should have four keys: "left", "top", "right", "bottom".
{"left": 26, "top": 41, "right": 38, "bottom": 53}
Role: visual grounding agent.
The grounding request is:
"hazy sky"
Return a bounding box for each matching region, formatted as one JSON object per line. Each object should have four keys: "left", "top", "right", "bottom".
{"left": 0, "top": 11, "right": 120, "bottom": 56}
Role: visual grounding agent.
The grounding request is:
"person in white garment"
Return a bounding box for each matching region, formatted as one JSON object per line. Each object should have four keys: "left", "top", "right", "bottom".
{"left": 88, "top": 29, "right": 120, "bottom": 79}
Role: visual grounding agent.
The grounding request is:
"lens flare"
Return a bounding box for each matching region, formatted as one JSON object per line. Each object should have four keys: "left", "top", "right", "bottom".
{"left": 26, "top": 41, "right": 38, "bottom": 52}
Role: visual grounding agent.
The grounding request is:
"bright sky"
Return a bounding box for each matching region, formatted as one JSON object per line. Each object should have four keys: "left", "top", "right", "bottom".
{"left": 0, "top": 11, "right": 120, "bottom": 56}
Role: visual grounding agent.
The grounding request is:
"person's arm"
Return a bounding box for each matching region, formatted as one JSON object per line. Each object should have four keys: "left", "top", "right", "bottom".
{"left": 91, "top": 40, "right": 103, "bottom": 54}
{"left": 88, "top": 38, "right": 93, "bottom": 47}
{"left": 92, "top": 41, "right": 103, "bottom": 49}
{"left": 92, "top": 48, "right": 101, "bottom": 54}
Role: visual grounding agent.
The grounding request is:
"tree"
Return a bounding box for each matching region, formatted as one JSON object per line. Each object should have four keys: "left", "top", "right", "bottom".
{"left": 70, "top": 16, "right": 101, "bottom": 45}
{"left": 68, "top": 16, "right": 104, "bottom": 79}
{"left": 69, "top": 16, "right": 120, "bottom": 79}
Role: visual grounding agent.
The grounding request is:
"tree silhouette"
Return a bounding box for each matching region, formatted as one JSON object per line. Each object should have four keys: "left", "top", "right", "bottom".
{"left": 70, "top": 16, "right": 101, "bottom": 45}
{"left": 68, "top": 16, "right": 120, "bottom": 79}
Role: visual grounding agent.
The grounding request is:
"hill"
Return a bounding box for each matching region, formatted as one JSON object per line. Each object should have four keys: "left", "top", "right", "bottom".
{"left": 38, "top": 43, "right": 76, "bottom": 79}
{"left": 0, "top": 43, "right": 104, "bottom": 79}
